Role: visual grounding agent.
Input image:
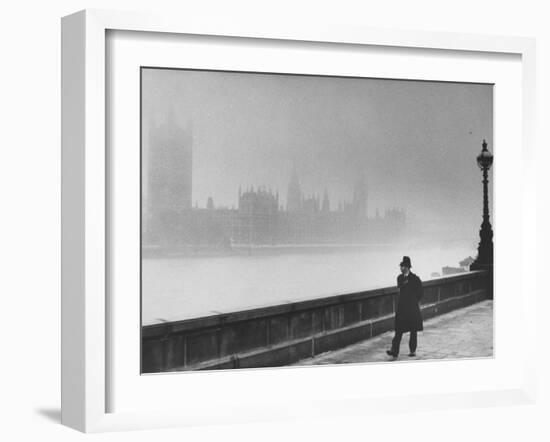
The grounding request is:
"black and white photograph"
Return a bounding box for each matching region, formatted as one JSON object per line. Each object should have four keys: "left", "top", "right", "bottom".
{"left": 140, "top": 68, "right": 494, "bottom": 373}
{"left": 3, "top": 0, "right": 548, "bottom": 438}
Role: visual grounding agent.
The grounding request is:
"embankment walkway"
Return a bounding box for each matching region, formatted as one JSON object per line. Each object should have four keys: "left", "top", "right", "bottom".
{"left": 295, "top": 300, "right": 493, "bottom": 365}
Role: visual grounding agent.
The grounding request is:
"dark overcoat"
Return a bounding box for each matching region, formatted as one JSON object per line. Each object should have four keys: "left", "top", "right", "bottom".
{"left": 395, "top": 272, "right": 424, "bottom": 332}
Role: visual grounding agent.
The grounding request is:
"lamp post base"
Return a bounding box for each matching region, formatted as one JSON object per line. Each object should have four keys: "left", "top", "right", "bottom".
{"left": 470, "top": 261, "right": 493, "bottom": 300}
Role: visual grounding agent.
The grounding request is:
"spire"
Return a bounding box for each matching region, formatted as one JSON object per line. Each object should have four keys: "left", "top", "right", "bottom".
{"left": 353, "top": 171, "right": 368, "bottom": 218}
{"left": 322, "top": 188, "right": 330, "bottom": 212}
{"left": 287, "top": 164, "right": 302, "bottom": 212}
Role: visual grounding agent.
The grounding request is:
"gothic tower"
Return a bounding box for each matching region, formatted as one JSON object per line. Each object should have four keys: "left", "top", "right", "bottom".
{"left": 146, "top": 110, "right": 193, "bottom": 243}
{"left": 352, "top": 173, "right": 368, "bottom": 219}
{"left": 287, "top": 167, "right": 302, "bottom": 212}
{"left": 322, "top": 188, "right": 330, "bottom": 212}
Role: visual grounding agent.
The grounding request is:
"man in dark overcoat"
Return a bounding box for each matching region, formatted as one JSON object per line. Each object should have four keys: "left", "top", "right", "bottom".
{"left": 386, "top": 256, "right": 423, "bottom": 359}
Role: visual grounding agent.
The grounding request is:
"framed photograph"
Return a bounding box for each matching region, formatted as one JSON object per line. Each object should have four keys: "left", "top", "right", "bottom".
{"left": 61, "top": 9, "right": 537, "bottom": 432}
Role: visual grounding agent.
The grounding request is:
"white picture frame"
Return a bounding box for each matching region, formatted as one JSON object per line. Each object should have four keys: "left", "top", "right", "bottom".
{"left": 61, "top": 9, "right": 537, "bottom": 433}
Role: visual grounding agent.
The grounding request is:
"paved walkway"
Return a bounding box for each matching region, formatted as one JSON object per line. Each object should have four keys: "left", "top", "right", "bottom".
{"left": 295, "top": 300, "right": 493, "bottom": 365}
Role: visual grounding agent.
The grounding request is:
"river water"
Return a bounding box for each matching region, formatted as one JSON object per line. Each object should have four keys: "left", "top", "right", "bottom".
{"left": 142, "top": 243, "right": 476, "bottom": 325}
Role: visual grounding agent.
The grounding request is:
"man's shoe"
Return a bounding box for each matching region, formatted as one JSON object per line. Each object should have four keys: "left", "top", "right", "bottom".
{"left": 408, "top": 352, "right": 416, "bottom": 357}
{"left": 386, "top": 350, "right": 397, "bottom": 358}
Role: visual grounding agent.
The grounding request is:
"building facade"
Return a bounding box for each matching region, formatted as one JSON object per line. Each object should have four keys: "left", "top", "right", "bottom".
{"left": 143, "top": 118, "right": 406, "bottom": 249}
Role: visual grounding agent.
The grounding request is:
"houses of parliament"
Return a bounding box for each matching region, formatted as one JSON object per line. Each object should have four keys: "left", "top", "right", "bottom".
{"left": 143, "top": 116, "right": 406, "bottom": 249}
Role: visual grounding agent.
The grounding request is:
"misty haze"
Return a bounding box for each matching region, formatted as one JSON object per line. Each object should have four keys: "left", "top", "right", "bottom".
{"left": 140, "top": 68, "right": 493, "bottom": 325}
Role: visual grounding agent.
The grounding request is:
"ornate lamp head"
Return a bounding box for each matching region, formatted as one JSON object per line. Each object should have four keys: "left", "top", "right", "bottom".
{"left": 477, "top": 139, "right": 494, "bottom": 171}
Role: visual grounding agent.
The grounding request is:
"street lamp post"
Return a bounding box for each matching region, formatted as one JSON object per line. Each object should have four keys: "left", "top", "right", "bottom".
{"left": 471, "top": 140, "right": 494, "bottom": 297}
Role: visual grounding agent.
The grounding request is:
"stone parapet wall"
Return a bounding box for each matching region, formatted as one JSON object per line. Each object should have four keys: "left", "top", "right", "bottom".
{"left": 142, "top": 270, "right": 490, "bottom": 373}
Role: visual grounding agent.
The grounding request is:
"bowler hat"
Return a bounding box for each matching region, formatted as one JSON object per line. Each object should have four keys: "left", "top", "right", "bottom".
{"left": 400, "top": 256, "right": 412, "bottom": 268}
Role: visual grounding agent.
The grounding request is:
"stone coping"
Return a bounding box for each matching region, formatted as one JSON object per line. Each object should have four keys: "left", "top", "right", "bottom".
{"left": 142, "top": 270, "right": 488, "bottom": 337}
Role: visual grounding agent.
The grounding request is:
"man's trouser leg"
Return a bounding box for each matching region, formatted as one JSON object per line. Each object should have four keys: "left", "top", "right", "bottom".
{"left": 409, "top": 330, "right": 418, "bottom": 354}
{"left": 391, "top": 331, "right": 403, "bottom": 355}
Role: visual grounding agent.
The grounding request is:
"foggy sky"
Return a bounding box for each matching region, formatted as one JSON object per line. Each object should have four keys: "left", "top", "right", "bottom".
{"left": 141, "top": 68, "right": 493, "bottom": 240}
